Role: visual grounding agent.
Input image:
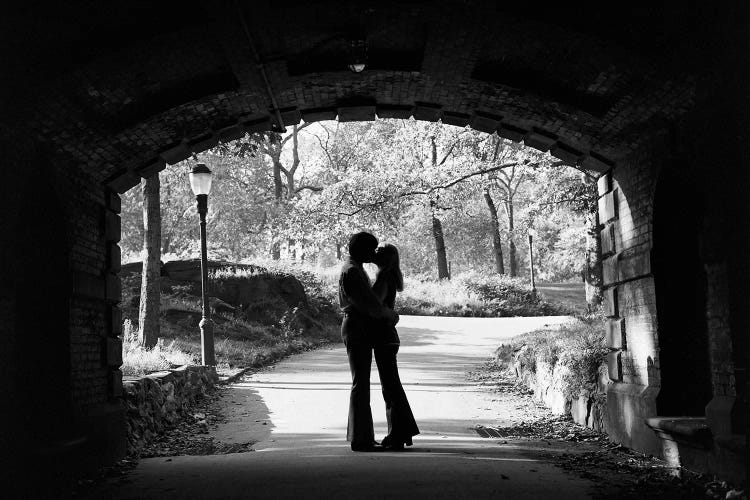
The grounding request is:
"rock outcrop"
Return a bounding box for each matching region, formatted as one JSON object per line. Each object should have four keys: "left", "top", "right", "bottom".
{"left": 121, "top": 259, "right": 328, "bottom": 336}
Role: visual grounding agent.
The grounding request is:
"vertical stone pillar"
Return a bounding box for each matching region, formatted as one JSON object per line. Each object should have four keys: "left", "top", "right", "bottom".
{"left": 104, "top": 190, "right": 124, "bottom": 398}
{"left": 598, "top": 171, "right": 624, "bottom": 381}
{"left": 101, "top": 189, "right": 127, "bottom": 460}
{"left": 599, "top": 159, "right": 661, "bottom": 458}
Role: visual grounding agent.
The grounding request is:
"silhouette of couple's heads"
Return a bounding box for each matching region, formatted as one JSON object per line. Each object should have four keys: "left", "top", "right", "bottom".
{"left": 348, "top": 232, "right": 379, "bottom": 263}
{"left": 348, "top": 232, "right": 404, "bottom": 291}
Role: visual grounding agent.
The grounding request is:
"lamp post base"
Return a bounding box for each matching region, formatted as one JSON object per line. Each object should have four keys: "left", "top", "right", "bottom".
{"left": 199, "top": 317, "right": 216, "bottom": 366}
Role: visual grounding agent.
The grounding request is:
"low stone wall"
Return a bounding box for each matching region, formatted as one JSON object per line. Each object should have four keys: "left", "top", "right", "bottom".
{"left": 511, "top": 352, "right": 610, "bottom": 433}
{"left": 124, "top": 365, "right": 218, "bottom": 453}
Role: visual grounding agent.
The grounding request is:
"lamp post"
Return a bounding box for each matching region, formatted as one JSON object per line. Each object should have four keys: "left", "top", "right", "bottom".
{"left": 528, "top": 228, "right": 537, "bottom": 299}
{"left": 189, "top": 163, "right": 215, "bottom": 366}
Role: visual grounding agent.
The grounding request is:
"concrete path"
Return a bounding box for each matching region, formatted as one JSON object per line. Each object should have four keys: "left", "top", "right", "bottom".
{"left": 100, "top": 315, "right": 595, "bottom": 500}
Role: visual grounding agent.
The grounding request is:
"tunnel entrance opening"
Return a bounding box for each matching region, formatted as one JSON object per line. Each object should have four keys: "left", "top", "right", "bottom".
{"left": 115, "top": 118, "right": 597, "bottom": 377}
{"left": 652, "top": 168, "right": 712, "bottom": 417}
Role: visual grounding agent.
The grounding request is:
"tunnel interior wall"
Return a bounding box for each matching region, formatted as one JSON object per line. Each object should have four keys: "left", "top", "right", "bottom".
{"left": 600, "top": 130, "right": 662, "bottom": 457}
{"left": 0, "top": 131, "right": 126, "bottom": 484}
{"left": 602, "top": 94, "right": 747, "bottom": 480}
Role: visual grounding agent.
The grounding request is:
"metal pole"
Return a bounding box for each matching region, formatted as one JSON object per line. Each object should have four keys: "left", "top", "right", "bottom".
{"left": 197, "top": 194, "right": 215, "bottom": 366}
{"left": 528, "top": 233, "right": 536, "bottom": 298}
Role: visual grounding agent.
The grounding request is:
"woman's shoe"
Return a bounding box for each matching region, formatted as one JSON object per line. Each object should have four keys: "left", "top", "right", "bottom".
{"left": 381, "top": 435, "right": 409, "bottom": 450}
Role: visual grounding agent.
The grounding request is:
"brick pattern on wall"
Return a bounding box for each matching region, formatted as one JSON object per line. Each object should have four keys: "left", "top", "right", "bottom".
{"left": 600, "top": 137, "right": 661, "bottom": 389}
{"left": 64, "top": 164, "right": 112, "bottom": 411}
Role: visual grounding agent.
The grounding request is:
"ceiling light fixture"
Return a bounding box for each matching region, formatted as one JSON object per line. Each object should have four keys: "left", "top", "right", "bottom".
{"left": 348, "top": 39, "right": 367, "bottom": 73}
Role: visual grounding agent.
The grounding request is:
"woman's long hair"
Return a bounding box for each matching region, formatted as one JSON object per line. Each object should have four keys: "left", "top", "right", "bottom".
{"left": 378, "top": 244, "right": 404, "bottom": 292}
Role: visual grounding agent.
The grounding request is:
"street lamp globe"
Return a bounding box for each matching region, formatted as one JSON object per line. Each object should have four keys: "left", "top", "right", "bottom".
{"left": 189, "top": 163, "right": 213, "bottom": 196}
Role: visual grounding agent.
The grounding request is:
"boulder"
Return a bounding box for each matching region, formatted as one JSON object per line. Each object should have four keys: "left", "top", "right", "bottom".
{"left": 211, "top": 273, "right": 308, "bottom": 324}
{"left": 122, "top": 259, "right": 327, "bottom": 333}
{"left": 163, "top": 309, "right": 202, "bottom": 328}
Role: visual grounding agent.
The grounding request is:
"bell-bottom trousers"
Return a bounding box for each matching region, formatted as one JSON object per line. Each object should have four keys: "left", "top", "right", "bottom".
{"left": 374, "top": 344, "right": 419, "bottom": 440}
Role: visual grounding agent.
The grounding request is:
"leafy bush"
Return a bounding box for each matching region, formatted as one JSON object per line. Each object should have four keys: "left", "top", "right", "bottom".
{"left": 458, "top": 271, "right": 535, "bottom": 302}
{"left": 397, "top": 271, "right": 572, "bottom": 317}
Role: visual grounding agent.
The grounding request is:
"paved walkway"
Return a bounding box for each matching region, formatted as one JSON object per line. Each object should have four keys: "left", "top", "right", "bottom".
{"left": 98, "top": 315, "right": 597, "bottom": 499}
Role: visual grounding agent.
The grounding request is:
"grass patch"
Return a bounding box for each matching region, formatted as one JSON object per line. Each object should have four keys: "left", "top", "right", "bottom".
{"left": 121, "top": 320, "right": 198, "bottom": 376}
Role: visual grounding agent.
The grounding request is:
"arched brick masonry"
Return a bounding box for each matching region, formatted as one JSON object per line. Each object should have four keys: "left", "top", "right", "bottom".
{"left": 1, "top": 0, "right": 747, "bottom": 483}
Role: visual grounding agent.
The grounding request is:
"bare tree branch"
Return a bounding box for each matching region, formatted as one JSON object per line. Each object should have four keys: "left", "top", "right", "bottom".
{"left": 279, "top": 121, "right": 312, "bottom": 149}
{"left": 551, "top": 160, "right": 598, "bottom": 181}
{"left": 289, "top": 128, "right": 301, "bottom": 177}
{"left": 438, "top": 140, "right": 459, "bottom": 166}
{"left": 404, "top": 161, "right": 517, "bottom": 196}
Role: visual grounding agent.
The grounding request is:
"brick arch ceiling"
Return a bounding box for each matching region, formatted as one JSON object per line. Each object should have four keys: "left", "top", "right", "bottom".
{"left": 6, "top": 1, "right": 717, "bottom": 193}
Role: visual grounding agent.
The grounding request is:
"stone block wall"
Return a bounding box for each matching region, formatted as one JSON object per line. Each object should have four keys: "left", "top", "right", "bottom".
{"left": 600, "top": 135, "right": 663, "bottom": 457}
{"left": 511, "top": 349, "right": 610, "bottom": 434}
{"left": 64, "top": 163, "right": 127, "bottom": 463}
{"left": 124, "top": 366, "right": 218, "bottom": 454}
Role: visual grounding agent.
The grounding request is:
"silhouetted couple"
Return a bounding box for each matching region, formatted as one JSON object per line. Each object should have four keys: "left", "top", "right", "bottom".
{"left": 338, "top": 231, "right": 420, "bottom": 451}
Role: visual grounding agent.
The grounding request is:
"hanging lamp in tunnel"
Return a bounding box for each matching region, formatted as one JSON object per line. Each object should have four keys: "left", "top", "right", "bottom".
{"left": 348, "top": 39, "right": 367, "bottom": 73}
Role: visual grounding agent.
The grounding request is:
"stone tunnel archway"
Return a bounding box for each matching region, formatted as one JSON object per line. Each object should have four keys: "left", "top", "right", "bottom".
{"left": 1, "top": 0, "right": 747, "bottom": 485}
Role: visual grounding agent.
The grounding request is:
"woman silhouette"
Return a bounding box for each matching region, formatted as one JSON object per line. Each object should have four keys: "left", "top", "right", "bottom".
{"left": 371, "top": 244, "right": 420, "bottom": 450}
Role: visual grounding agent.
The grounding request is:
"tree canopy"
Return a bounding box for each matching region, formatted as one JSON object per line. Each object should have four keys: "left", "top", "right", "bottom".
{"left": 120, "top": 118, "right": 597, "bottom": 282}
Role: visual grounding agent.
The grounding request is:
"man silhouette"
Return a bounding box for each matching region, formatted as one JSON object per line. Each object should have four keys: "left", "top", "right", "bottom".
{"left": 338, "top": 231, "right": 399, "bottom": 451}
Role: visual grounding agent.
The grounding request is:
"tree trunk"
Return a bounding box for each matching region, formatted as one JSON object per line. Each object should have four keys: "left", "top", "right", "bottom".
{"left": 336, "top": 242, "right": 342, "bottom": 260}
{"left": 271, "top": 241, "right": 281, "bottom": 260}
{"left": 505, "top": 201, "right": 517, "bottom": 277}
{"left": 273, "top": 158, "right": 284, "bottom": 202}
{"left": 138, "top": 174, "right": 161, "bottom": 349}
{"left": 483, "top": 188, "right": 505, "bottom": 274}
{"left": 285, "top": 171, "right": 295, "bottom": 200}
{"left": 585, "top": 210, "right": 604, "bottom": 310}
{"left": 432, "top": 213, "right": 450, "bottom": 280}
{"left": 430, "top": 136, "right": 450, "bottom": 280}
